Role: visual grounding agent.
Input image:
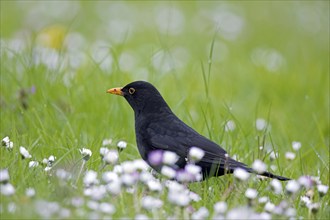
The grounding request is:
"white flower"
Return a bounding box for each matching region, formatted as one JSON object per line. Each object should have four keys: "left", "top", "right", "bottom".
{"left": 176, "top": 169, "right": 195, "bottom": 182}
{"left": 86, "top": 200, "right": 98, "bottom": 210}
{"left": 308, "top": 202, "right": 320, "bottom": 214}
{"left": 225, "top": 120, "right": 236, "bottom": 132}
{"left": 44, "top": 167, "right": 52, "bottom": 172}
{"left": 214, "top": 201, "right": 227, "bottom": 214}
{"left": 256, "top": 118, "right": 267, "bottom": 131}
{"left": 270, "top": 179, "right": 282, "bottom": 194}
{"left": 71, "top": 197, "right": 84, "bottom": 207}
{"left": 189, "top": 191, "right": 201, "bottom": 202}
{"left": 121, "top": 161, "right": 135, "bottom": 174}
{"left": 19, "top": 146, "right": 32, "bottom": 159}
{"left": 258, "top": 196, "right": 269, "bottom": 204}
{"left": 29, "top": 161, "right": 39, "bottom": 168}
{"left": 285, "top": 152, "right": 296, "bottom": 160}
{"left": 0, "top": 169, "right": 10, "bottom": 183}
{"left": 102, "top": 138, "right": 112, "bottom": 146}
{"left": 135, "top": 214, "right": 149, "bottom": 220}
{"left": 245, "top": 188, "right": 258, "bottom": 199}
{"left": 83, "top": 170, "right": 98, "bottom": 186}
{"left": 2, "top": 136, "right": 10, "bottom": 145}
{"left": 7, "top": 142, "right": 13, "bottom": 150}
{"left": 286, "top": 180, "right": 300, "bottom": 194}
{"left": 102, "top": 171, "right": 119, "bottom": 183}
{"left": 106, "top": 179, "right": 122, "bottom": 195}
{"left": 99, "top": 202, "right": 115, "bottom": 214}
{"left": 317, "top": 184, "right": 329, "bottom": 196}
{"left": 56, "top": 169, "right": 72, "bottom": 181}
{"left": 298, "top": 176, "right": 314, "bottom": 189}
{"left": 168, "top": 191, "right": 190, "bottom": 207}
{"left": 310, "top": 176, "right": 321, "bottom": 185}
{"left": 189, "top": 147, "right": 205, "bottom": 162}
{"left": 166, "top": 180, "right": 185, "bottom": 191}
{"left": 103, "top": 150, "right": 118, "bottom": 164}
{"left": 233, "top": 168, "right": 250, "bottom": 181}
{"left": 7, "top": 202, "right": 16, "bottom": 213}
{"left": 269, "top": 151, "right": 278, "bottom": 161}
{"left": 300, "top": 196, "right": 312, "bottom": 207}
{"left": 285, "top": 207, "right": 296, "bottom": 217}
{"left": 58, "top": 208, "right": 71, "bottom": 218}
{"left": 252, "top": 159, "right": 267, "bottom": 174}
{"left": 2, "top": 136, "right": 13, "bottom": 150}
{"left": 99, "top": 147, "right": 109, "bottom": 157}
{"left": 91, "top": 186, "right": 106, "bottom": 201}
{"left": 34, "top": 200, "right": 60, "bottom": 218}
{"left": 226, "top": 206, "right": 258, "bottom": 219}
{"left": 48, "top": 155, "right": 56, "bottom": 165}
{"left": 191, "top": 207, "right": 209, "bottom": 220}
{"left": 139, "top": 171, "right": 154, "bottom": 183}
{"left": 25, "top": 188, "right": 36, "bottom": 197}
{"left": 141, "top": 196, "right": 163, "bottom": 210}
{"left": 185, "top": 164, "right": 202, "bottom": 181}
{"left": 44, "top": 155, "right": 56, "bottom": 167}
{"left": 42, "top": 158, "right": 49, "bottom": 165}
{"left": 117, "top": 140, "right": 127, "bottom": 150}
{"left": 84, "top": 185, "right": 106, "bottom": 200}
{"left": 161, "top": 166, "right": 176, "bottom": 179}
{"left": 292, "top": 141, "right": 301, "bottom": 151}
{"left": 147, "top": 179, "right": 162, "bottom": 192}
{"left": 121, "top": 173, "right": 136, "bottom": 186}
{"left": 167, "top": 181, "right": 191, "bottom": 206}
{"left": 0, "top": 183, "right": 15, "bottom": 196}
{"left": 79, "top": 148, "right": 92, "bottom": 161}
{"left": 113, "top": 165, "right": 123, "bottom": 174}
{"left": 163, "top": 151, "right": 179, "bottom": 165}
{"left": 133, "top": 159, "right": 149, "bottom": 171}
{"left": 264, "top": 202, "right": 275, "bottom": 213}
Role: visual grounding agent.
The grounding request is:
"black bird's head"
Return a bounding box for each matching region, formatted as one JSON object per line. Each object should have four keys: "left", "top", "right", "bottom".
{"left": 107, "top": 81, "right": 171, "bottom": 116}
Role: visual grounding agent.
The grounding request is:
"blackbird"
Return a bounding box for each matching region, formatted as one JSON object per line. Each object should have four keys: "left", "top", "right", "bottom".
{"left": 107, "top": 81, "right": 290, "bottom": 181}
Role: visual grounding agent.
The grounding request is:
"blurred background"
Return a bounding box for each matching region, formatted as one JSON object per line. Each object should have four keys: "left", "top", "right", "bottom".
{"left": 1, "top": 1, "right": 329, "bottom": 173}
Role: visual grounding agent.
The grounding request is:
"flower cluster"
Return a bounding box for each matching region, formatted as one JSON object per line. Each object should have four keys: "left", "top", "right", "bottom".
{"left": 1, "top": 136, "right": 13, "bottom": 150}
{"left": 1, "top": 134, "right": 328, "bottom": 219}
{"left": 1, "top": 136, "right": 59, "bottom": 172}
{"left": 0, "top": 169, "right": 15, "bottom": 196}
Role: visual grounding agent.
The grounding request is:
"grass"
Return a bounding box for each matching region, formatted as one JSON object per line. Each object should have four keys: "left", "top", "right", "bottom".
{"left": 1, "top": 1, "right": 329, "bottom": 219}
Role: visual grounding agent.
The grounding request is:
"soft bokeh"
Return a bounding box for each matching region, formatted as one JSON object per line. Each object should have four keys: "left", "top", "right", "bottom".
{"left": 0, "top": 1, "right": 329, "bottom": 219}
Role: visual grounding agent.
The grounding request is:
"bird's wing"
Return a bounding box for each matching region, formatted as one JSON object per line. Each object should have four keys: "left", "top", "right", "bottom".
{"left": 146, "top": 117, "right": 249, "bottom": 171}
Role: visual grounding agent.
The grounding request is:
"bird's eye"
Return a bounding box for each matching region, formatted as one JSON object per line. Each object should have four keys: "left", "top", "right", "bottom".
{"left": 129, "top": 88, "right": 135, "bottom": 94}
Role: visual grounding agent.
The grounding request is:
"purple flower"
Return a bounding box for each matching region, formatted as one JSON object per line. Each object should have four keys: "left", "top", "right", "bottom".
{"left": 30, "top": 86, "right": 36, "bottom": 94}
{"left": 148, "top": 150, "right": 163, "bottom": 166}
{"left": 298, "top": 176, "right": 315, "bottom": 189}
{"left": 176, "top": 169, "right": 195, "bottom": 182}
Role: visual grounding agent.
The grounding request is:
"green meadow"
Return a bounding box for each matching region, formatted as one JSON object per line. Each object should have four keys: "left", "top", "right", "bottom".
{"left": 0, "top": 1, "right": 329, "bottom": 219}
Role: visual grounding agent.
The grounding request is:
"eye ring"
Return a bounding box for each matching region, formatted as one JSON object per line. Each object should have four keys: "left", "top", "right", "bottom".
{"left": 128, "top": 88, "right": 135, "bottom": 94}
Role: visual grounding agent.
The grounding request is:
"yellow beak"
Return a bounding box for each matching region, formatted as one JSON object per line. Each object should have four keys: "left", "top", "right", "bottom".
{"left": 107, "top": 87, "right": 124, "bottom": 96}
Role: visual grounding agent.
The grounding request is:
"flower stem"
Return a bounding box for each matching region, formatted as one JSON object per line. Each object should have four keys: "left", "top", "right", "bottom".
{"left": 75, "top": 160, "right": 86, "bottom": 186}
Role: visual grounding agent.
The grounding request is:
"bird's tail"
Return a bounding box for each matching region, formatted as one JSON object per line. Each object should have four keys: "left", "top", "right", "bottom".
{"left": 259, "top": 171, "right": 291, "bottom": 181}
{"left": 242, "top": 167, "right": 290, "bottom": 181}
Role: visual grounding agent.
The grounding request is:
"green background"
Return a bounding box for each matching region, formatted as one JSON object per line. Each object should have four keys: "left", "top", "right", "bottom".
{"left": 1, "top": 1, "right": 329, "bottom": 218}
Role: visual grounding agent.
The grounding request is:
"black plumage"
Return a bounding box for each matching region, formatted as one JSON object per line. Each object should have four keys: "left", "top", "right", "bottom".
{"left": 107, "top": 81, "right": 290, "bottom": 181}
